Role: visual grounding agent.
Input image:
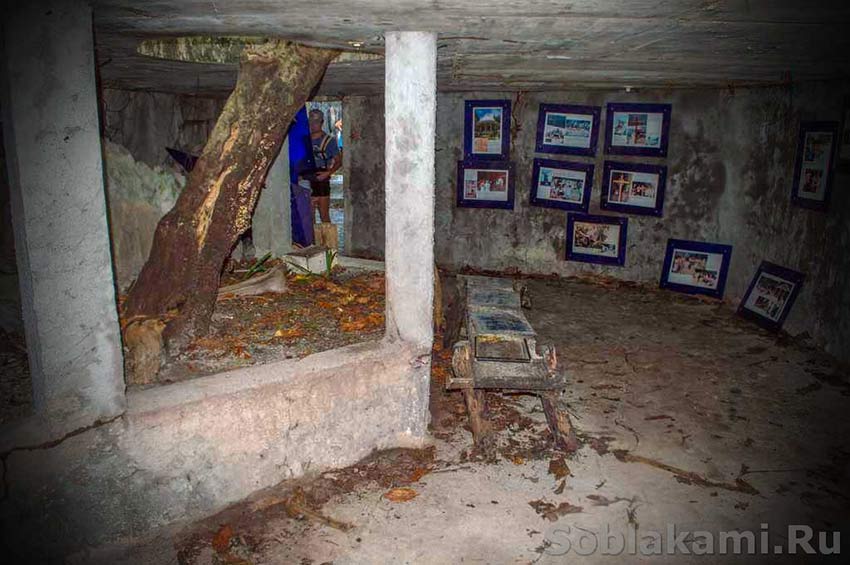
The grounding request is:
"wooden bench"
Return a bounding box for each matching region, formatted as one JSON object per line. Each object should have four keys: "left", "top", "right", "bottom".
{"left": 447, "top": 276, "right": 579, "bottom": 452}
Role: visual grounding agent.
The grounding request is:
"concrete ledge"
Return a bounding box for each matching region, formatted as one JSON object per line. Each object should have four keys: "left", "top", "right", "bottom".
{"left": 0, "top": 338, "right": 431, "bottom": 557}
{"left": 337, "top": 255, "right": 385, "bottom": 271}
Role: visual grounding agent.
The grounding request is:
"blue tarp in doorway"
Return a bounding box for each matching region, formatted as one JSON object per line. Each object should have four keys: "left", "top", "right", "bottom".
{"left": 289, "top": 107, "right": 314, "bottom": 247}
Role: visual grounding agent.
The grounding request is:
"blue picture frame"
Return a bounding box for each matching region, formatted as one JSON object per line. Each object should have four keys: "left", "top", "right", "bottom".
{"left": 530, "top": 158, "right": 594, "bottom": 212}
{"left": 456, "top": 160, "right": 515, "bottom": 209}
{"left": 660, "top": 239, "right": 733, "bottom": 299}
{"left": 604, "top": 102, "right": 672, "bottom": 157}
{"left": 464, "top": 100, "right": 511, "bottom": 161}
{"left": 790, "top": 121, "right": 839, "bottom": 211}
{"left": 600, "top": 160, "right": 667, "bottom": 217}
{"left": 738, "top": 261, "right": 805, "bottom": 331}
{"left": 565, "top": 213, "right": 628, "bottom": 266}
{"left": 535, "top": 103, "right": 601, "bottom": 157}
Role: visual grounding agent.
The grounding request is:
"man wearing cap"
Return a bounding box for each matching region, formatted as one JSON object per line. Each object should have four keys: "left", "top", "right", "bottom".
{"left": 307, "top": 108, "right": 341, "bottom": 224}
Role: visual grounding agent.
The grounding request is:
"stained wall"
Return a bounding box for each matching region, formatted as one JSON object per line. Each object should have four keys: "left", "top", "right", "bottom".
{"left": 346, "top": 82, "right": 850, "bottom": 363}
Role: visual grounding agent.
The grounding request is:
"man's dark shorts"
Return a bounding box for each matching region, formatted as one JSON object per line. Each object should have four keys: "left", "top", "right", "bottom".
{"left": 306, "top": 169, "right": 331, "bottom": 197}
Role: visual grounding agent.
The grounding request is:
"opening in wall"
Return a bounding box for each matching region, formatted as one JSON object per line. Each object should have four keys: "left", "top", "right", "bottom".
{"left": 306, "top": 98, "right": 346, "bottom": 251}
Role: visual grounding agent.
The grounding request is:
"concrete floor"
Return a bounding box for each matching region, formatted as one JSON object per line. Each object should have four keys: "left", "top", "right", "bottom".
{"left": 77, "top": 277, "right": 849, "bottom": 564}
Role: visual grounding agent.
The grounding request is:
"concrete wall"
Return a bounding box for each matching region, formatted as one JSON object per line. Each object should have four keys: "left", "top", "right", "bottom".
{"left": 344, "top": 95, "right": 386, "bottom": 258}
{"left": 1, "top": 339, "right": 430, "bottom": 557}
{"left": 101, "top": 88, "right": 226, "bottom": 169}
{"left": 346, "top": 82, "right": 850, "bottom": 363}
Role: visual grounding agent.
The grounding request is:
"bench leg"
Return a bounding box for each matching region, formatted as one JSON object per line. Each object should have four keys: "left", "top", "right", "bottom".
{"left": 462, "top": 388, "right": 491, "bottom": 447}
{"left": 540, "top": 391, "right": 580, "bottom": 453}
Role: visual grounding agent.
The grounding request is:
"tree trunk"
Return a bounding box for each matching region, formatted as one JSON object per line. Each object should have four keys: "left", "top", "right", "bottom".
{"left": 123, "top": 41, "right": 338, "bottom": 354}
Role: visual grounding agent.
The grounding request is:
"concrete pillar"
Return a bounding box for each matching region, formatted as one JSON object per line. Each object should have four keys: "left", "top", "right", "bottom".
{"left": 0, "top": 0, "right": 125, "bottom": 434}
{"left": 384, "top": 32, "right": 436, "bottom": 349}
{"left": 252, "top": 137, "right": 292, "bottom": 257}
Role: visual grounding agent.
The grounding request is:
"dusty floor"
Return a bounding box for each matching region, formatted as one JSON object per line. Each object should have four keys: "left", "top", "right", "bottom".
{"left": 83, "top": 275, "right": 850, "bottom": 564}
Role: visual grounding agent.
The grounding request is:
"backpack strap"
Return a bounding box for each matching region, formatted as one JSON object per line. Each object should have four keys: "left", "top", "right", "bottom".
{"left": 318, "top": 134, "right": 332, "bottom": 163}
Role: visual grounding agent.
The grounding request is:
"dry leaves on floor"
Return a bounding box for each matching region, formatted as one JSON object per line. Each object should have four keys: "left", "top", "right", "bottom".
{"left": 528, "top": 499, "right": 583, "bottom": 521}
{"left": 383, "top": 487, "right": 418, "bottom": 502}
{"left": 548, "top": 456, "right": 570, "bottom": 480}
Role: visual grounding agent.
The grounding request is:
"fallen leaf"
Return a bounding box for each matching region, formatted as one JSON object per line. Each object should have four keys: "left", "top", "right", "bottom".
{"left": 384, "top": 487, "right": 418, "bottom": 502}
{"left": 212, "top": 524, "right": 232, "bottom": 554}
{"left": 512, "top": 456, "right": 525, "bottom": 465}
{"left": 548, "top": 457, "right": 570, "bottom": 480}
{"left": 408, "top": 467, "right": 431, "bottom": 483}
{"left": 528, "top": 499, "right": 583, "bottom": 522}
{"left": 274, "top": 327, "right": 304, "bottom": 340}
{"left": 232, "top": 345, "right": 251, "bottom": 359}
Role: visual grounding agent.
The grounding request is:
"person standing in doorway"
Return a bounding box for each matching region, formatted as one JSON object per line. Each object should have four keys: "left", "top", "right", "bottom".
{"left": 308, "top": 108, "right": 341, "bottom": 224}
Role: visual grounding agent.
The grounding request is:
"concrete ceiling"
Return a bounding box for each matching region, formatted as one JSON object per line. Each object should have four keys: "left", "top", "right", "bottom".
{"left": 92, "top": 0, "right": 850, "bottom": 97}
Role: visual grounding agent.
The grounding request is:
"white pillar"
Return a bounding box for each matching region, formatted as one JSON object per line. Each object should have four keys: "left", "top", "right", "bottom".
{"left": 252, "top": 137, "right": 292, "bottom": 257}
{"left": 384, "top": 32, "right": 436, "bottom": 349}
{"left": 0, "top": 0, "right": 125, "bottom": 434}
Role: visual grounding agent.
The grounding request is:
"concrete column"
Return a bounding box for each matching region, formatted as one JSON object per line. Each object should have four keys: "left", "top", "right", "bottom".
{"left": 384, "top": 32, "right": 436, "bottom": 348}
{"left": 252, "top": 137, "right": 292, "bottom": 257}
{"left": 0, "top": 0, "right": 125, "bottom": 434}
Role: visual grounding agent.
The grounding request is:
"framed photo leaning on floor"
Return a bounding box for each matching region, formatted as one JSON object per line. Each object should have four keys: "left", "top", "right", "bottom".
{"left": 738, "top": 261, "right": 804, "bottom": 331}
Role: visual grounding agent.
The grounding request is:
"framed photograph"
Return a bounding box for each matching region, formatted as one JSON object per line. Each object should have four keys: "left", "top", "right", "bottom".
{"left": 660, "top": 239, "right": 732, "bottom": 298}
{"left": 738, "top": 261, "right": 804, "bottom": 331}
{"left": 601, "top": 160, "right": 667, "bottom": 216}
{"left": 535, "top": 103, "right": 601, "bottom": 156}
{"left": 838, "top": 97, "right": 850, "bottom": 168}
{"left": 530, "top": 158, "right": 594, "bottom": 212}
{"left": 565, "top": 213, "right": 628, "bottom": 266}
{"left": 464, "top": 100, "right": 511, "bottom": 160}
{"left": 604, "top": 102, "right": 672, "bottom": 157}
{"left": 791, "top": 121, "right": 839, "bottom": 210}
{"left": 456, "top": 160, "right": 515, "bottom": 209}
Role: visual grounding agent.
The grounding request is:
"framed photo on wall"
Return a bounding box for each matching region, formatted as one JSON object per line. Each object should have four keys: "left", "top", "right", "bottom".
{"left": 464, "top": 100, "right": 511, "bottom": 160}
{"left": 565, "top": 213, "right": 628, "bottom": 266}
{"left": 535, "top": 103, "right": 601, "bottom": 156}
{"left": 660, "top": 239, "right": 732, "bottom": 298}
{"left": 601, "top": 160, "right": 667, "bottom": 216}
{"left": 530, "top": 158, "right": 594, "bottom": 212}
{"left": 604, "top": 102, "right": 672, "bottom": 157}
{"left": 791, "top": 121, "right": 838, "bottom": 210}
{"left": 456, "top": 160, "right": 515, "bottom": 209}
{"left": 839, "top": 97, "right": 850, "bottom": 168}
{"left": 738, "top": 261, "right": 804, "bottom": 331}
